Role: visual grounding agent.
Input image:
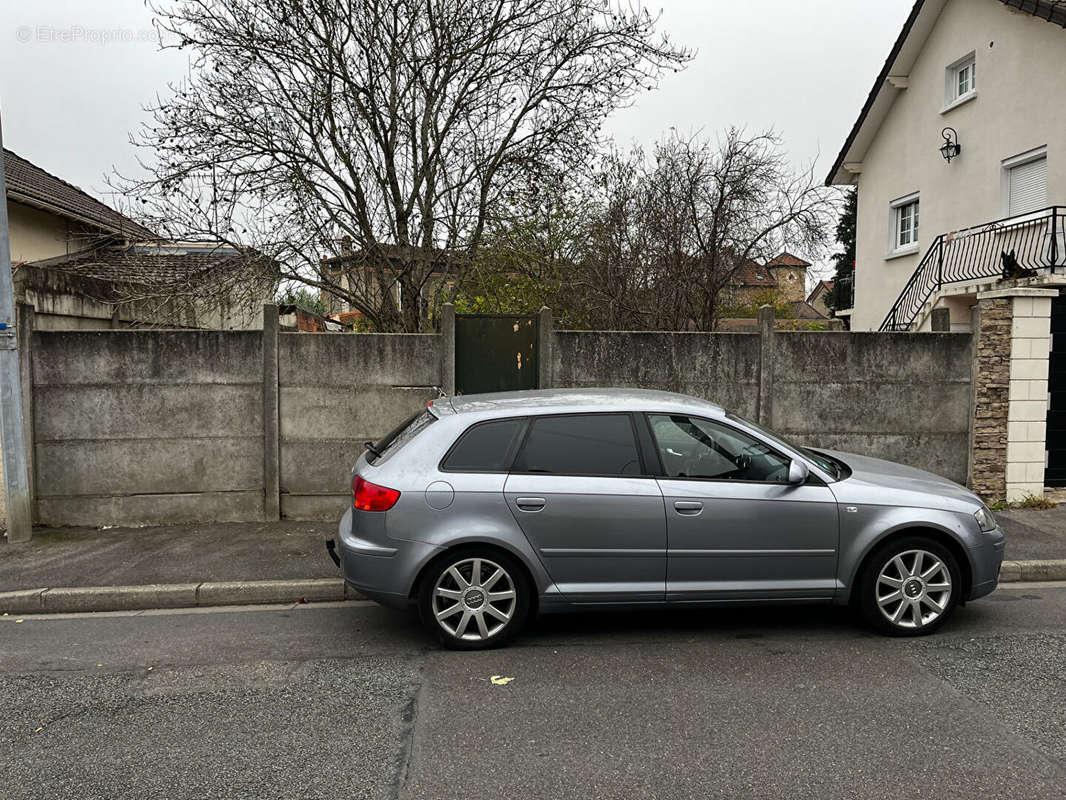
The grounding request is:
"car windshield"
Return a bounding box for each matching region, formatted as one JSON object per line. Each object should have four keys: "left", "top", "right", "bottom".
{"left": 725, "top": 412, "right": 841, "bottom": 480}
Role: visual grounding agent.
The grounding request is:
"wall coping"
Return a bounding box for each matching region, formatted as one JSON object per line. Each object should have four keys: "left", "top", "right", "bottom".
{"left": 976, "top": 288, "right": 1059, "bottom": 300}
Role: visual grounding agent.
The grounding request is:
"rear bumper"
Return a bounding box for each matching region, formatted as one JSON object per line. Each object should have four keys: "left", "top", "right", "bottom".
{"left": 335, "top": 508, "right": 440, "bottom": 610}
{"left": 968, "top": 527, "right": 1006, "bottom": 601}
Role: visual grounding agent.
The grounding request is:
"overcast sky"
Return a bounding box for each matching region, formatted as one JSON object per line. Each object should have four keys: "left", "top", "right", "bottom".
{"left": 0, "top": 0, "right": 912, "bottom": 211}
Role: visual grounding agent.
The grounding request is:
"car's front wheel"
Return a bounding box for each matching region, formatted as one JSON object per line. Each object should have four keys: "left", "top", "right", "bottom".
{"left": 856, "top": 536, "right": 961, "bottom": 636}
{"left": 418, "top": 548, "right": 530, "bottom": 650}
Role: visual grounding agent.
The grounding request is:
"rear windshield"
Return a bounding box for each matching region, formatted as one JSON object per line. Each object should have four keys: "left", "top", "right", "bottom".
{"left": 368, "top": 409, "right": 436, "bottom": 463}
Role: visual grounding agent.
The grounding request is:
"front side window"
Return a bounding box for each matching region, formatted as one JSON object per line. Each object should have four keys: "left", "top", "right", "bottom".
{"left": 442, "top": 418, "right": 526, "bottom": 472}
{"left": 649, "top": 414, "right": 791, "bottom": 482}
{"left": 946, "top": 54, "right": 976, "bottom": 106}
{"left": 955, "top": 59, "right": 974, "bottom": 98}
{"left": 894, "top": 198, "right": 919, "bottom": 249}
{"left": 1006, "top": 153, "right": 1047, "bottom": 216}
{"left": 512, "top": 414, "right": 641, "bottom": 476}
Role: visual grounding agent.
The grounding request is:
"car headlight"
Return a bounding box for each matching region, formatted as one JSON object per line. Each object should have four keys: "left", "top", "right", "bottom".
{"left": 974, "top": 505, "right": 997, "bottom": 532}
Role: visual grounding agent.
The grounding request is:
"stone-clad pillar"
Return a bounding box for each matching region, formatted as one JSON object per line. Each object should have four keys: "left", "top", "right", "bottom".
{"left": 969, "top": 288, "right": 1056, "bottom": 502}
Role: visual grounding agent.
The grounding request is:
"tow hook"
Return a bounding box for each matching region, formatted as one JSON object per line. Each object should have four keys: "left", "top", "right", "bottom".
{"left": 326, "top": 538, "right": 341, "bottom": 568}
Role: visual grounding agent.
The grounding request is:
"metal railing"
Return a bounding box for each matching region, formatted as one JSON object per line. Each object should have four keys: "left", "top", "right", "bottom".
{"left": 879, "top": 206, "right": 1066, "bottom": 331}
{"left": 833, "top": 274, "right": 854, "bottom": 312}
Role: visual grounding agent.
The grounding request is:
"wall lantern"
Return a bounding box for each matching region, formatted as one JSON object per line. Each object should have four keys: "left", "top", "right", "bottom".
{"left": 940, "top": 127, "right": 961, "bottom": 163}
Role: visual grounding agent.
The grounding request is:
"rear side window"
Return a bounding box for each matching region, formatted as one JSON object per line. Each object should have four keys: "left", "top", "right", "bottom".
{"left": 513, "top": 414, "right": 641, "bottom": 476}
{"left": 371, "top": 409, "right": 436, "bottom": 463}
{"left": 442, "top": 419, "right": 526, "bottom": 472}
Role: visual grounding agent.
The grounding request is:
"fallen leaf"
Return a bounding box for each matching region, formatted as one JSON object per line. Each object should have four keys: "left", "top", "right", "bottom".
{"left": 15, "top": 619, "right": 23, "bottom": 624}
{"left": 96, "top": 664, "right": 103, "bottom": 668}
{"left": 147, "top": 666, "right": 153, "bottom": 671}
{"left": 34, "top": 727, "right": 43, "bottom": 733}
{"left": 490, "top": 675, "right": 514, "bottom": 685}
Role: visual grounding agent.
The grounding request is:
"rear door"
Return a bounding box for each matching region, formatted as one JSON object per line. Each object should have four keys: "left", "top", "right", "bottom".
{"left": 504, "top": 413, "right": 667, "bottom": 604}
{"left": 648, "top": 413, "right": 839, "bottom": 601}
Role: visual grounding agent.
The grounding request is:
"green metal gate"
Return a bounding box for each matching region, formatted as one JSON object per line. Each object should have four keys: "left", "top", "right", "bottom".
{"left": 455, "top": 314, "right": 539, "bottom": 395}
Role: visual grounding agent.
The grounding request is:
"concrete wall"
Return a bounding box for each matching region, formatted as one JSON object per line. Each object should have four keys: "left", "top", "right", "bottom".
{"left": 554, "top": 332, "right": 762, "bottom": 421}
{"left": 278, "top": 333, "right": 440, "bottom": 519}
{"left": 32, "top": 330, "right": 267, "bottom": 526}
{"left": 769, "top": 332, "right": 974, "bottom": 482}
{"left": 553, "top": 329, "right": 974, "bottom": 483}
{"left": 14, "top": 264, "right": 268, "bottom": 332}
{"left": 14, "top": 316, "right": 975, "bottom": 529}
{"left": 25, "top": 327, "right": 441, "bottom": 527}
{"left": 849, "top": 0, "right": 1066, "bottom": 330}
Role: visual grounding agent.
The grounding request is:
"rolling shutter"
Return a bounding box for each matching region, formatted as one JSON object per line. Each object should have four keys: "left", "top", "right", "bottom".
{"left": 1008, "top": 156, "right": 1047, "bottom": 216}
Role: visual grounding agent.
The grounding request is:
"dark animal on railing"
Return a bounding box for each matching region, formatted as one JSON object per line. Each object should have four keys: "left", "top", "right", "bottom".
{"left": 1000, "top": 250, "right": 1036, "bottom": 282}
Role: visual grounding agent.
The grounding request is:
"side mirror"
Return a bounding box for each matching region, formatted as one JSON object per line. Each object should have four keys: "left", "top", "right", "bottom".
{"left": 788, "top": 459, "right": 810, "bottom": 485}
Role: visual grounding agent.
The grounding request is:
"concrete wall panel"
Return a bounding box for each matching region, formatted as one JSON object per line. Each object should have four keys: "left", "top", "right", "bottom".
{"left": 279, "top": 333, "right": 440, "bottom": 386}
{"left": 38, "top": 491, "right": 264, "bottom": 527}
{"left": 32, "top": 330, "right": 263, "bottom": 385}
{"left": 280, "top": 493, "right": 350, "bottom": 521}
{"left": 279, "top": 387, "right": 434, "bottom": 441}
{"left": 280, "top": 440, "right": 367, "bottom": 494}
{"left": 553, "top": 331, "right": 761, "bottom": 418}
{"left": 35, "top": 438, "right": 263, "bottom": 497}
{"left": 34, "top": 384, "right": 262, "bottom": 441}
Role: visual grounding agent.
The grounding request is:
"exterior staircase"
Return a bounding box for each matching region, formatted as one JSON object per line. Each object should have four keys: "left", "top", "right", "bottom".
{"left": 880, "top": 206, "right": 1066, "bottom": 331}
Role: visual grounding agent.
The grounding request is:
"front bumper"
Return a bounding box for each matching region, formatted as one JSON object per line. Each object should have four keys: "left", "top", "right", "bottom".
{"left": 334, "top": 507, "right": 440, "bottom": 610}
{"left": 968, "top": 526, "right": 1006, "bottom": 600}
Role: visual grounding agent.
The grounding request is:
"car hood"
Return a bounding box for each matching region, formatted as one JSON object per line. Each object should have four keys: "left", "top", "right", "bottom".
{"left": 822, "top": 449, "right": 982, "bottom": 512}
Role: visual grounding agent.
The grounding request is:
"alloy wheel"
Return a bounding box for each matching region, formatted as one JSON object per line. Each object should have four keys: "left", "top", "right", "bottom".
{"left": 431, "top": 557, "right": 517, "bottom": 642}
{"left": 875, "top": 549, "right": 953, "bottom": 630}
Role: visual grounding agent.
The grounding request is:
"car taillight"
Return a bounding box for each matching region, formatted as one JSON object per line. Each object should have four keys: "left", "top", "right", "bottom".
{"left": 352, "top": 476, "right": 401, "bottom": 512}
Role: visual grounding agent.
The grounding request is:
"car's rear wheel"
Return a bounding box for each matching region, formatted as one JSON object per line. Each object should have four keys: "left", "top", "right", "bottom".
{"left": 856, "top": 536, "right": 961, "bottom": 636}
{"left": 418, "top": 548, "right": 530, "bottom": 650}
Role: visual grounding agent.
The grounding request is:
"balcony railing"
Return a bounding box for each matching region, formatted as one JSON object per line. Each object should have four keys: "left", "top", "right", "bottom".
{"left": 833, "top": 274, "right": 854, "bottom": 312}
{"left": 880, "top": 206, "right": 1066, "bottom": 331}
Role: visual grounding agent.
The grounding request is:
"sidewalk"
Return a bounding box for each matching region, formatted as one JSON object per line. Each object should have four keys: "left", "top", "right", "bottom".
{"left": 0, "top": 521, "right": 339, "bottom": 591}
{"left": 1, "top": 510, "right": 1065, "bottom": 614}
{"left": 0, "top": 521, "right": 349, "bottom": 614}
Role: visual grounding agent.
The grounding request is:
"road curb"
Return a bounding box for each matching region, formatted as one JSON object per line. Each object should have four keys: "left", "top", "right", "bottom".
{"left": 0, "top": 578, "right": 363, "bottom": 615}
{"left": 2, "top": 563, "right": 1064, "bottom": 615}
{"left": 998, "top": 559, "right": 1066, "bottom": 582}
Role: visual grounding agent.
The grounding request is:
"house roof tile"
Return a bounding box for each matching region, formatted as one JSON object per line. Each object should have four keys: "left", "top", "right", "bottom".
{"left": 3, "top": 148, "right": 156, "bottom": 240}
{"left": 28, "top": 242, "right": 262, "bottom": 290}
{"left": 766, "top": 252, "right": 811, "bottom": 268}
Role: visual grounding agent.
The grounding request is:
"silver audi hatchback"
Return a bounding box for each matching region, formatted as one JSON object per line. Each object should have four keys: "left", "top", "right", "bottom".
{"left": 332, "top": 388, "right": 1005, "bottom": 649}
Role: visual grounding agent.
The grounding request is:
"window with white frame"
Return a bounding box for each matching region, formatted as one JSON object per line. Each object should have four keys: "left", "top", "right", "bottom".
{"left": 945, "top": 53, "right": 976, "bottom": 108}
{"left": 891, "top": 194, "right": 920, "bottom": 252}
{"left": 1003, "top": 148, "right": 1047, "bottom": 217}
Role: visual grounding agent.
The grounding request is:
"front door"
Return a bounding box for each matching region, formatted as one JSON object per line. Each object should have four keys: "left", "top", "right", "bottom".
{"left": 647, "top": 413, "right": 838, "bottom": 601}
{"left": 503, "top": 413, "right": 666, "bottom": 603}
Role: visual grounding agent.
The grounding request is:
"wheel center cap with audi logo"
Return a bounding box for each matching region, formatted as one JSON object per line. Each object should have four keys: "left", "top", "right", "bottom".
{"left": 464, "top": 589, "right": 485, "bottom": 609}
{"left": 904, "top": 579, "right": 923, "bottom": 598}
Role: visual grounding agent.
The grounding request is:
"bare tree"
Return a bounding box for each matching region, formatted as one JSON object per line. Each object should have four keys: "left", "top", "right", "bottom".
{"left": 572, "top": 130, "right": 838, "bottom": 330}
{"left": 117, "top": 0, "right": 690, "bottom": 331}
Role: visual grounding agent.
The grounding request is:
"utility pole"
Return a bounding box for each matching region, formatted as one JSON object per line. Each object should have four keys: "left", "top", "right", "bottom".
{"left": 0, "top": 105, "right": 32, "bottom": 542}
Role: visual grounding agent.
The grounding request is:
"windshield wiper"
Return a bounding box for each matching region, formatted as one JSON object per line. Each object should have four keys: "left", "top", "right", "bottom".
{"left": 364, "top": 440, "right": 383, "bottom": 462}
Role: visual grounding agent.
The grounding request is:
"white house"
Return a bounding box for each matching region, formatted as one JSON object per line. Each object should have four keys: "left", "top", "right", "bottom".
{"left": 827, "top": 0, "right": 1066, "bottom": 500}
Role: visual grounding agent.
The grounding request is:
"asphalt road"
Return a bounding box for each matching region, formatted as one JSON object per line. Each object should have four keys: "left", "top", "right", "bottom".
{"left": 2, "top": 587, "right": 1066, "bottom": 799}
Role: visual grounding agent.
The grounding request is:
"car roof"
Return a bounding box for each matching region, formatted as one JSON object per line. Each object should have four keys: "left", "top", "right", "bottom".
{"left": 442, "top": 388, "right": 725, "bottom": 419}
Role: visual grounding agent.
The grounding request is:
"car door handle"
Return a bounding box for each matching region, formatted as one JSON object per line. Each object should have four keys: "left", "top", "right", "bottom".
{"left": 673, "top": 500, "right": 703, "bottom": 515}
{"left": 515, "top": 497, "right": 546, "bottom": 512}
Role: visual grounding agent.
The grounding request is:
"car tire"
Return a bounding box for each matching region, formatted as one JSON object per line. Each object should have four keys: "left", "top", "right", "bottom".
{"left": 417, "top": 547, "right": 531, "bottom": 650}
{"left": 856, "top": 535, "right": 962, "bottom": 637}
